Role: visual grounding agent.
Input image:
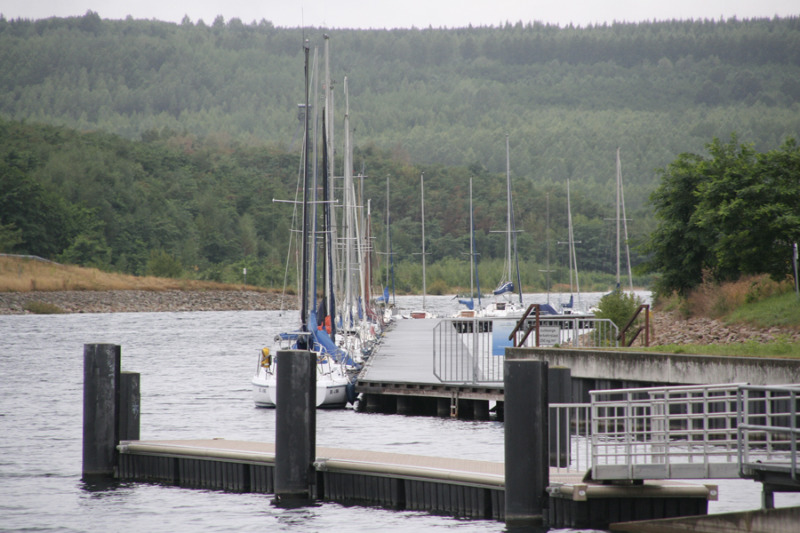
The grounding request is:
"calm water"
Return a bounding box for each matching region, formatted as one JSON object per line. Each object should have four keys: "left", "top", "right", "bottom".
{"left": 1, "top": 293, "right": 795, "bottom": 532}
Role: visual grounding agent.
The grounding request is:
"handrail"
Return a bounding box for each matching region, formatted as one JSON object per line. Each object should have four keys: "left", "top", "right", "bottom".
{"left": 618, "top": 304, "right": 650, "bottom": 347}
{"left": 509, "top": 304, "right": 540, "bottom": 347}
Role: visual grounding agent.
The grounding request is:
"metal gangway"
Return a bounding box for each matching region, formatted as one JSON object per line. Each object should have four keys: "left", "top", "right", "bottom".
{"left": 433, "top": 314, "right": 618, "bottom": 383}
{"left": 548, "top": 384, "right": 800, "bottom": 497}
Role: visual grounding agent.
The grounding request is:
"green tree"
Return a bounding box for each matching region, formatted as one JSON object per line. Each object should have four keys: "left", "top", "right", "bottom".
{"left": 0, "top": 221, "right": 22, "bottom": 252}
{"left": 642, "top": 152, "right": 714, "bottom": 297}
{"left": 145, "top": 249, "right": 183, "bottom": 278}
{"left": 643, "top": 136, "right": 800, "bottom": 297}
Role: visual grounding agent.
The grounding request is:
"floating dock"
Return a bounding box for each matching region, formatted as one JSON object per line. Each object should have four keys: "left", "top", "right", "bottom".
{"left": 116, "top": 438, "right": 715, "bottom": 528}
{"left": 357, "top": 318, "right": 504, "bottom": 418}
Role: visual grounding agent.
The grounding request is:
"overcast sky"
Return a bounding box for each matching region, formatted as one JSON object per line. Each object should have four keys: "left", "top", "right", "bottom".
{"left": 1, "top": 0, "right": 798, "bottom": 29}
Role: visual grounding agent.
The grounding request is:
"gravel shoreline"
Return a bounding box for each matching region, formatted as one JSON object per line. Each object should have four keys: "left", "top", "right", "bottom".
{"left": 0, "top": 290, "right": 295, "bottom": 315}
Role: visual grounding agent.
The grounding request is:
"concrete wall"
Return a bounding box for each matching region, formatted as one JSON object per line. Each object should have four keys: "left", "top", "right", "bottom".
{"left": 507, "top": 348, "right": 800, "bottom": 386}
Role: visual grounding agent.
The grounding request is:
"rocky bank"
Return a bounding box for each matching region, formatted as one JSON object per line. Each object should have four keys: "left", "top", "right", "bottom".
{"left": 649, "top": 309, "right": 800, "bottom": 346}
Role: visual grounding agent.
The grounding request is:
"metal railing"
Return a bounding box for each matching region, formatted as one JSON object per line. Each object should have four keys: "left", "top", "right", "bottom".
{"left": 433, "top": 315, "right": 618, "bottom": 383}
{"left": 738, "top": 384, "right": 800, "bottom": 482}
{"left": 589, "top": 383, "right": 746, "bottom": 480}
{"left": 549, "top": 402, "right": 592, "bottom": 474}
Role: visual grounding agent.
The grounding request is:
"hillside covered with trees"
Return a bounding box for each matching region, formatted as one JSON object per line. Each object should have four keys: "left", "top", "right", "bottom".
{"left": 1, "top": 13, "right": 799, "bottom": 292}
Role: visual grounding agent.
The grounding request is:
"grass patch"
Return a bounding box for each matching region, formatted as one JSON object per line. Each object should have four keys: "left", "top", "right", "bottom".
{"left": 639, "top": 337, "right": 800, "bottom": 358}
{"left": 724, "top": 291, "right": 800, "bottom": 329}
{"left": 0, "top": 256, "right": 276, "bottom": 293}
{"left": 23, "top": 301, "right": 66, "bottom": 314}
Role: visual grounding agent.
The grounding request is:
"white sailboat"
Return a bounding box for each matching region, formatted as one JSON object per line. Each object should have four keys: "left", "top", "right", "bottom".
{"left": 480, "top": 134, "right": 525, "bottom": 318}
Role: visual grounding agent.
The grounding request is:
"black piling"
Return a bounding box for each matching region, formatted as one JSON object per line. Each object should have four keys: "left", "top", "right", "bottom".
{"left": 549, "top": 366, "right": 571, "bottom": 467}
{"left": 504, "top": 357, "right": 549, "bottom": 527}
{"left": 120, "top": 371, "right": 140, "bottom": 442}
{"left": 82, "top": 343, "right": 121, "bottom": 479}
{"left": 274, "top": 349, "right": 316, "bottom": 502}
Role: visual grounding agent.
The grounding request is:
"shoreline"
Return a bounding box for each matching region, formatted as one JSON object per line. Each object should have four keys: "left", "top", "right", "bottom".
{"left": 0, "top": 290, "right": 295, "bottom": 315}
{"left": 3, "top": 290, "right": 798, "bottom": 347}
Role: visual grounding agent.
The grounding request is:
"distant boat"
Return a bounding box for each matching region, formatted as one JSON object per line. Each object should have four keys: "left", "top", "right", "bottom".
{"left": 455, "top": 177, "right": 482, "bottom": 318}
{"left": 559, "top": 178, "right": 592, "bottom": 315}
{"left": 480, "top": 134, "right": 526, "bottom": 317}
{"left": 409, "top": 172, "right": 436, "bottom": 319}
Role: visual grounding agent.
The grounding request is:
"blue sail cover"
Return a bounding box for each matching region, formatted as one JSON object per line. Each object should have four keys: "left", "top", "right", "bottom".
{"left": 493, "top": 281, "right": 514, "bottom": 295}
{"left": 538, "top": 303, "right": 559, "bottom": 315}
{"left": 458, "top": 298, "right": 475, "bottom": 310}
{"left": 313, "top": 328, "right": 359, "bottom": 368}
{"left": 374, "top": 287, "right": 390, "bottom": 303}
{"left": 308, "top": 309, "right": 359, "bottom": 367}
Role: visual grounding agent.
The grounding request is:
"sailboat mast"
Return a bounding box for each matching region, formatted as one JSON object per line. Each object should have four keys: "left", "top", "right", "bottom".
{"left": 505, "top": 134, "right": 513, "bottom": 285}
{"left": 386, "top": 176, "right": 390, "bottom": 290}
{"left": 615, "top": 147, "right": 621, "bottom": 291}
{"left": 421, "top": 172, "right": 427, "bottom": 311}
{"left": 298, "top": 40, "right": 311, "bottom": 344}
{"left": 343, "top": 77, "right": 356, "bottom": 327}
{"left": 620, "top": 162, "right": 634, "bottom": 293}
{"left": 469, "top": 178, "right": 475, "bottom": 301}
{"left": 567, "top": 179, "right": 582, "bottom": 308}
{"left": 309, "top": 46, "right": 320, "bottom": 313}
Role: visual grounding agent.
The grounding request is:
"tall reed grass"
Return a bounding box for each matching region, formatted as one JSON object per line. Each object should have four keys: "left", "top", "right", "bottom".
{"left": 0, "top": 256, "right": 272, "bottom": 292}
{"left": 686, "top": 274, "right": 793, "bottom": 318}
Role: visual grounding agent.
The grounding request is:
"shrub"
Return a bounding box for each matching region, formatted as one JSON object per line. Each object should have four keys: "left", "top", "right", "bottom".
{"left": 595, "top": 290, "right": 644, "bottom": 331}
{"left": 24, "top": 301, "right": 66, "bottom": 314}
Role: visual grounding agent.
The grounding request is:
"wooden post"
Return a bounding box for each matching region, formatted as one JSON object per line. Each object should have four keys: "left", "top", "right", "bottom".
{"left": 504, "top": 357, "right": 548, "bottom": 526}
{"left": 82, "top": 343, "right": 120, "bottom": 479}
{"left": 274, "top": 350, "right": 316, "bottom": 502}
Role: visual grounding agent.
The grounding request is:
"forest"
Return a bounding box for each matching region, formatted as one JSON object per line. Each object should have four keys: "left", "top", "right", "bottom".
{"left": 1, "top": 13, "right": 799, "bottom": 292}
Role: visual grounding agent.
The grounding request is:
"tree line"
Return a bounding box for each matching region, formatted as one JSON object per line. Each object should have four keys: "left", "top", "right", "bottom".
{"left": 0, "top": 117, "right": 652, "bottom": 291}
{"left": 1, "top": 13, "right": 799, "bottom": 215}
{"left": 2, "top": 14, "right": 800, "bottom": 293}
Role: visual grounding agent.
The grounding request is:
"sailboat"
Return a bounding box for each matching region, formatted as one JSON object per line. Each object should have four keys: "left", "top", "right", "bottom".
{"left": 252, "top": 39, "right": 355, "bottom": 409}
{"left": 409, "top": 172, "right": 436, "bottom": 318}
{"left": 558, "top": 178, "right": 587, "bottom": 314}
{"left": 374, "top": 175, "right": 396, "bottom": 323}
{"left": 455, "top": 177, "right": 481, "bottom": 318}
{"left": 615, "top": 147, "right": 634, "bottom": 292}
{"left": 480, "top": 134, "right": 525, "bottom": 317}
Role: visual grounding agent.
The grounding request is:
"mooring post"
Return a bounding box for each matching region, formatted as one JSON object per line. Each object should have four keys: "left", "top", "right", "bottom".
{"left": 82, "top": 343, "right": 121, "bottom": 479}
{"left": 120, "top": 371, "right": 140, "bottom": 442}
{"left": 549, "top": 366, "right": 571, "bottom": 467}
{"left": 504, "top": 356, "right": 549, "bottom": 526}
{"left": 274, "top": 349, "right": 316, "bottom": 502}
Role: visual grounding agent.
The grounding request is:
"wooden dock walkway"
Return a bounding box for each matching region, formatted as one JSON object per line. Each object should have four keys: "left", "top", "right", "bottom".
{"left": 357, "top": 318, "right": 503, "bottom": 417}
{"left": 117, "top": 438, "right": 714, "bottom": 528}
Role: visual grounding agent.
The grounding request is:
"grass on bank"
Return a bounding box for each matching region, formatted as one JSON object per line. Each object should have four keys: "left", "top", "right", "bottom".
{"left": 646, "top": 275, "right": 800, "bottom": 358}
{"left": 0, "top": 255, "right": 276, "bottom": 293}
{"left": 642, "top": 337, "right": 800, "bottom": 358}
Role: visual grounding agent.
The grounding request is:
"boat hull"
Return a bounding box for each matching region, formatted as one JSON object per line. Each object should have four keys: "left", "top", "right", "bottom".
{"left": 252, "top": 368, "right": 349, "bottom": 408}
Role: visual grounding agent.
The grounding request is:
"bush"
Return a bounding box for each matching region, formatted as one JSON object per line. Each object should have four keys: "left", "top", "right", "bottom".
{"left": 595, "top": 290, "right": 644, "bottom": 330}
{"left": 24, "top": 301, "right": 66, "bottom": 314}
{"left": 145, "top": 249, "right": 183, "bottom": 278}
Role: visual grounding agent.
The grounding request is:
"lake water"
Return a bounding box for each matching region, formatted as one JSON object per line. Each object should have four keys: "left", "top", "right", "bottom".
{"left": 1, "top": 293, "right": 797, "bottom": 532}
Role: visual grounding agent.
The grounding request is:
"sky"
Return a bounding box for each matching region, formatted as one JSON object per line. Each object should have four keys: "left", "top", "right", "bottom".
{"left": 1, "top": 0, "right": 798, "bottom": 29}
